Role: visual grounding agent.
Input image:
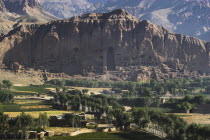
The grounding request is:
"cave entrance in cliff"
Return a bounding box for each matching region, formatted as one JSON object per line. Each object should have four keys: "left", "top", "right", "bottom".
{"left": 107, "top": 47, "right": 116, "bottom": 71}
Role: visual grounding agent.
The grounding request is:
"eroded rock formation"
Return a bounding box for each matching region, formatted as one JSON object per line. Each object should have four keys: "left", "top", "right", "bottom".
{"left": 0, "top": 9, "right": 209, "bottom": 81}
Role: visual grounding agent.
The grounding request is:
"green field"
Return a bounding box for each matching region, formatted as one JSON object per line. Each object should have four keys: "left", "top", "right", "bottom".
{"left": 136, "top": 107, "right": 172, "bottom": 113}
{"left": 0, "top": 104, "right": 21, "bottom": 112}
{"left": 0, "top": 104, "right": 55, "bottom": 112}
{"left": 46, "top": 132, "right": 163, "bottom": 140}
{"left": 0, "top": 100, "right": 54, "bottom": 112}
{"left": 12, "top": 91, "right": 38, "bottom": 96}
{"left": 0, "top": 84, "right": 58, "bottom": 112}
{"left": 13, "top": 84, "right": 57, "bottom": 94}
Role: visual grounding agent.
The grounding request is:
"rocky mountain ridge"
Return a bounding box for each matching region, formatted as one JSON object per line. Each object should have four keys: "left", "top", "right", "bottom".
{"left": 3, "top": 0, "right": 41, "bottom": 14}
{"left": 0, "top": 0, "right": 57, "bottom": 22}
{"left": 0, "top": 0, "right": 57, "bottom": 39}
{"left": 0, "top": 9, "right": 209, "bottom": 81}
{"left": 39, "top": 0, "right": 210, "bottom": 41}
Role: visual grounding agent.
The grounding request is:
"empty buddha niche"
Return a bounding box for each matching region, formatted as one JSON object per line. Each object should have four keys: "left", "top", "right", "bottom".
{"left": 107, "top": 47, "right": 116, "bottom": 71}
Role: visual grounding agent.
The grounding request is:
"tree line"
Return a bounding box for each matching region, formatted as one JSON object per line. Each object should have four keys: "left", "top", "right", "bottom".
{"left": 0, "top": 80, "right": 13, "bottom": 90}
{"left": 48, "top": 78, "right": 210, "bottom": 98}
{"left": 132, "top": 108, "right": 210, "bottom": 140}
{"left": 1, "top": 109, "right": 210, "bottom": 140}
{"left": 0, "top": 90, "right": 13, "bottom": 103}
{"left": 0, "top": 112, "right": 49, "bottom": 139}
{"left": 53, "top": 89, "right": 124, "bottom": 113}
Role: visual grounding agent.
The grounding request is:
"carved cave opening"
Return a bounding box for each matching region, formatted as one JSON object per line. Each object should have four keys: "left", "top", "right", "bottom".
{"left": 107, "top": 47, "right": 116, "bottom": 71}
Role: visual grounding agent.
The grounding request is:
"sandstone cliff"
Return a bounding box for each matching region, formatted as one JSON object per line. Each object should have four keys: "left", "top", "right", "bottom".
{"left": 0, "top": 9, "right": 209, "bottom": 81}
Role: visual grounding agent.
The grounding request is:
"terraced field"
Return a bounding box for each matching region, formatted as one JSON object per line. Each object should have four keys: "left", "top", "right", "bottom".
{"left": 1, "top": 85, "right": 111, "bottom": 120}
{"left": 13, "top": 84, "right": 57, "bottom": 94}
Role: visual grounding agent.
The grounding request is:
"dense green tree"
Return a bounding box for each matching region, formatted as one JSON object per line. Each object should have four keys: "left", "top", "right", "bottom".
{"left": 15, "top": 112, "right": 35, "bottom": 139}
{"left": 53, "top": 93, "right": 59, "bottom": 103}
{"left": 0, "top": 112, "right": 9, "bottom": 135}
{"left": 37, "top": 113, "right": 49, "bottom": 129}
{"left": 59, "top": 93, "right": 68, "bottom": 104}
{"left": 143, "top": 97, "right": 152, "bottom": 107}
{"left": 82, "top": 89, "right": 89, "bottom": 94}
{"left": 56, "top": 87, "right": 60, "bottom": 94}
{"left": 193, "top": 95, "right": 205, "bottom": 105}
{"left": 150, "top": 79, "right": 157, "bottom": 89}
{"left": 198, "top": 126, "right": 210, "bottom": 140}
{"left": 112, "top": 109, "right": 125, "bottom": 129}
{"left": 57, "top": 80, "right": 66, "bottom": 87}
{"left": 0, "top": 90, "right": 14, "bottom": 103}
{"left": 176, "top": 102, "right": 193, "bottom": 113}
{"left": 62, "top": 87, "right": 68, "bottom": 93}
{"left": 132, "top": 109, "right": 149, "bottom": 129}
{"left": 186, "top": 123, "right": 201, "bottom": 140}
{"left": 2, "top": 80, "right": 13, "bottom": 90}
{"left": 154, "top": 96, "right": 161, "bottom": 107}
{"left": 183, "top": 95, "right": 193, "bottom": 102}
{"left": 205, "top": 86, "right": 210, "bottom": 94}
{"left": 155, "top": 86, "right": 165, "bottom": 96}
{"left": 64, "top": 114, "right": 81, "bottom": 128}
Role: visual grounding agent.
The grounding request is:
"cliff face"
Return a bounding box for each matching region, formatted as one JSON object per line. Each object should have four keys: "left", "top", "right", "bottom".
{"left": 0, "top": 9, "right": 209, "bottom": 81}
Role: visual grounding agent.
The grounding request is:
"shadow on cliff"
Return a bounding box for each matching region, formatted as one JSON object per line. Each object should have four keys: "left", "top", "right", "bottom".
{"left": 1, "top": 20, "right": 152, "bottom": 75}
{"left": 2, "top": 24, "right": 53, "bottom": 70}
{"left": 0, "top": 26, "right": 22, "bottom": 42}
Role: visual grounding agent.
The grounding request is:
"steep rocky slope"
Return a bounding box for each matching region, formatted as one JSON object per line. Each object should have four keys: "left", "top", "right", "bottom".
{"left": 0, "top": 0, "right": 57, "bottom": 22}
{"left": 40, "top": 0, "right": 96, "bottom": 18}
{"left": 39, "top": 0, "right": 111, "bottom": 18}
{"left": 0, "top": 0, "right": 6, "bottom": 12}
{"left": 0, "top": 9, "right": 209, "bottom": 81}
{"left": 4, "top": 0, "right": 41, "bottom": 15}
{"left": 39, "top": 0, "right": 210, "bottom": 41}
{"left": 0, "top": 0, "right": 58, "bottom": 40}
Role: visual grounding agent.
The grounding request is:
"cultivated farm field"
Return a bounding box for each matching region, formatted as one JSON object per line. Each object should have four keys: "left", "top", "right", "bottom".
{"left": 14, "top": 99, "right": 43, "bottom": 104}
{"left": 176, "top": 113, "right": 210, "bottom": 125}
{"left": 4, "top": 84, "right": 210, "bottom": 126}
{"left": 1, "top": 84, "right": 87, "bottom": 118}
